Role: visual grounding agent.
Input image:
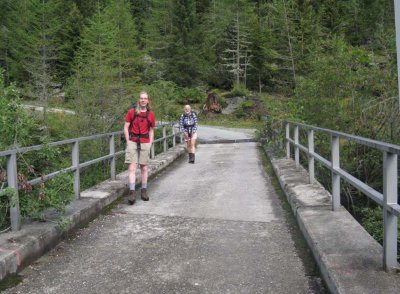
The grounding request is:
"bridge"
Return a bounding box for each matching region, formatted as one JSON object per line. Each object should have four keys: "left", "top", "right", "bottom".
{"left": 0, "top": 123, "right": 399, "bottom": 293}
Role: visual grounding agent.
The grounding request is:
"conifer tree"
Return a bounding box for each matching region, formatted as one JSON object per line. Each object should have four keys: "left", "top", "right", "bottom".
{"left": 202, "top": 0, "right": 254, "bottom": 88}
{"left": 5, "top": 0, "right": 78, "bottom": 133}
{"left": 221, "top": 6, "right": 254, "bottom": 87}
{"left": 0, "top": 1, "right": 11, "bottom": 83}
{"left": 248, "top": 11, "right": 278, "bottom": 92}
{"left": 130, "top": 0, "right": 151, "bottom": 49}
{"left": 68, "top": 0, "right": 139, "bottom": 134}
{"left": 165, "top": 0, "right": 203, "bottom": 86}
{"left": 267, "top": 0, "right": 299, "bottom": 91}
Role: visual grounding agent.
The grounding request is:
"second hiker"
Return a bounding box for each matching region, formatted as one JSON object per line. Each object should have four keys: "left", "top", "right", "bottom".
{"left": 124, "top": 91, "right": 156, "bottom": 205}
{"left": 179, "top": 104, "right": 198, "bottom": 163}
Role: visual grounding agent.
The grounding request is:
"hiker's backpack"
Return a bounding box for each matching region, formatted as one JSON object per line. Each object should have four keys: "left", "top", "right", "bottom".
{"left": 128, "top": 105, "right": 151, "bottom": 132}
{"left": 183, "top": 110, "right": 197, "bottom": 126}
{"left": 128, "top": 106, "right": 152, "bottom": 148}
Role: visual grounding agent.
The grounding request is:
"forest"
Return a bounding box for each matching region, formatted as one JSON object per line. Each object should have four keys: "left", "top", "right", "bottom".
{"left": 0, "top": 0, "right": 399, "bottom": 255}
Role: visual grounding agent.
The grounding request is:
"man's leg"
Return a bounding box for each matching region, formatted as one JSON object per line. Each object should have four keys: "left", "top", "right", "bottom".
{"left": 128, "top": 163, "right": 137, "bottom": 187}
{"left": 187, "top": 140, "right": 191, "bottom": 162}
{"left": 138, "top": 143, "right": 151, "bottom": 201}
{"left": 125, "top": 140, "right": 139, "bottom": 205}
{"left": 140, "top": 164, "right": 149, "bottom": 201}
{"left": 127, "top": 163, "right": 137, "bottom": 204}
{"left": 188, "top": 138, "right": 196, "bottom": 163}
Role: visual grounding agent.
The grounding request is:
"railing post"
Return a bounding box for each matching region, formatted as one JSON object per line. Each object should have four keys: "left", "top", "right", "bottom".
{"left": 7, "top": 154, "right": 21, "bottom": 231}
{"left": 72, "top": 141, "right": 80, "bottom": 199}
{"left": 172, "top": 125, "right": 176, "bottom": 147}
{"left": 294, "top": 125, "right": 299, "bottom": 169}
{"left": 383, "top": 151, "right": 398, "bottom": 271}
{"left": 151, "top": 143, "right": 155, "bottom": 159}
{"left": 308, "top": 129, "right": 315, "bottom": 183}
{"left": 331, "top": 135, "right": 340, "bottom": 211}
{"left": 109, "top": 134, "right": 116, "bottom": 180}
{"left": 286, "top": 123, "right": 290, "bottom": 159}
{"left": 163, "top": 126, "right": 167, "bottom": 152}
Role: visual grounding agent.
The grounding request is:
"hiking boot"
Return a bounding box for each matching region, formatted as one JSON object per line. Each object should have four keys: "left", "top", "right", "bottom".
{"left": 188, "top": 153, "right": 191, "bottom": 163}
{"left": 128, "top": 190, "right": 136, "bottom": 205}
{"left": 189, "top": 153, "right": 195, "bottom": 164}
{"left": 141, "top": 188, "right": 149, "bottom": 201}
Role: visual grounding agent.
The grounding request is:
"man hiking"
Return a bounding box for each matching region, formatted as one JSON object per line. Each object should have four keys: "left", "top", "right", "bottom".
{"left": 179, "top": 104, "right": 198, "bottom": 163}
{"left": 124, "top": 91, "right": 156, "bottom": 204}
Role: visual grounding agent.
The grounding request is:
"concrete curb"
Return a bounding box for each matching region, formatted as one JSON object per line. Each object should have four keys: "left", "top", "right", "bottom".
{"left": 0, "top": 144, "right": 186, "bottom": 282}
{"left": 263, "top": 146, "right": 400, "bottom": 294}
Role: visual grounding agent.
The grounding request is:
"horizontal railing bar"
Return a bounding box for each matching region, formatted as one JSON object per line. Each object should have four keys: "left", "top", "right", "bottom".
{"left": 153, "top": 133, "right": 176, "bottom": 144}
{"left": 7, "top": 135, "right": 176, "bottom": 190}
{"left": 1, "top": 122, "right": 180, "bottom": 233}
{"left": 287, "top": 121, "right": 400, "bottom": 155}
{"left": 0, "top": 123, "right": 174, "bottom": 157}
{"left": 0, "top": 134, "right": 118, "bottom": 157}
{"left": 312, "top": 152, "right": 331, "bottom": 169}
{"left": 297, "top": 143, "right": 308, "bottom": 153}
{"left": 285, "top": 121, "right": 400, "bottom": 270}
{"left": 333, "top": 167, "right": 384, "bottom": 205}
{"left": 79, "top": 154, "right": 114, "bottom": 169}
{"left": 387, "top": 204, "right": 400, "bottom": 217}
{"left": 289, "top": 135, "right": 385, "bottom": 205}
{"left": 287, "top": 138, "right": 331, "bottom": 168}
{"left": 28, "top": 166, "right": 76, "bottom": 186}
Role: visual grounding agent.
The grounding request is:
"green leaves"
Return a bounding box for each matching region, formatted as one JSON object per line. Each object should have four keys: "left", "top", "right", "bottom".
{"left": 0, "top": 70, "right": 40, "bottom": 150}
{"left": 67, "top": 0, "right": 140, "bottom": 135}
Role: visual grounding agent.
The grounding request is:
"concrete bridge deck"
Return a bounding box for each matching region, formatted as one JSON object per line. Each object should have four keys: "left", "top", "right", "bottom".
{"left": 0, "top": 126, "right": 399, "bottom": 293}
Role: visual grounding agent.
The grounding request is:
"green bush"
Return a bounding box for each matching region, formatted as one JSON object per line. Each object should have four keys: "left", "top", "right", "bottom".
{"left": 0, "top": 70, "right": 41, "bottom": 150}
{"left": 175, "top": 87, "right": 205, "bottom": 105}
{"left": 143, "top": 80, "right": 180, "bottom": 121}
{"left": 240, "top": 100, "right": 255, "bottom": 109}
{"left": 225, "top": 83, "right": 251, "bottom": 98}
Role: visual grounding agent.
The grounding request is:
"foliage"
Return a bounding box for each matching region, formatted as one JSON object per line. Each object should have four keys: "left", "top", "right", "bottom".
{"left": 233, "top": 99, "right": 256, "bottom": 119}
{"left": 142, "top": 80, "right": 205, "bottom": 121}
{"left": 0, "top": 69, "right": 41, "bottom": 150}
{"left": 360, "top": 206, "right": 384, "bottom": 244}
{"left": 201, "top": 114, "right": 261, "bottom": 129}
{"left": 240, "top": 100, "right": 255, "bottom": 109}
{"left": 0, "top": 187, "right": 15, "bottom": 230}
{"left": 142, "top": 80, "right": 180, "bottom": 121}
{"left": 67, "top": 0, "right": 140, "bottom": 135}
{"left": 175, "top": 87, "right": 205, "bottom": 105}
{"left": 224, "top": 83, "right": 251, "bottom": 98}
{"left": 19, "top": 173, "right": 73, "bottom": 221}
{"left": 164, "top": 0, "right": 204, "bottom": 87}
{"left": 4, "top": 0, "right": 82, "bottom": 132}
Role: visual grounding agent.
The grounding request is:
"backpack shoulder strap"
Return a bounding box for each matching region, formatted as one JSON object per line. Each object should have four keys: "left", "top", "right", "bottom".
{"left": 145, "top": 110, "right": 151, "bottom": 130}
{"left": 129, "top": 108, "right": 137, "bottom": 129}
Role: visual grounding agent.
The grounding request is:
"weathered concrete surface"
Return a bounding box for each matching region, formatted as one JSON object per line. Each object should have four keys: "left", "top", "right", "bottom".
{"left": 266, "top": 149, "right": 400, "bottom": 294}
{"left": 2, "top": 142, "right": 325, "bottom": 293}
{"left": 197, "top": 125, "right": 256, "bottom": 143}
{"left": 0, "top": 144, "right": 186, "bottom": 282}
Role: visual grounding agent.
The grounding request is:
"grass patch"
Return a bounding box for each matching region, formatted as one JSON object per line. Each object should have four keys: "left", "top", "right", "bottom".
{"left": 199, "top": 113, "right": 262, "bottom": 129}
{"left": 99, "top": 197, "right": 124, "bottom": 216}
{"left": 0, "top": 274, "right": 23, "bottom": 291}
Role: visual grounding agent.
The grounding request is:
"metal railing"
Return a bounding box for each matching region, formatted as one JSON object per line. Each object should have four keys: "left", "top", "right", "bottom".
{"left": 0, "top": 123, "right": 182, "bottom": 232}
{"left": 285, "top": 121, "right": 400, "bottom": 271}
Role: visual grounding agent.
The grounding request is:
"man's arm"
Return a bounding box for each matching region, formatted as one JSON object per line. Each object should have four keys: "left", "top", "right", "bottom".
{"left": 124, "top": 121, "right": 130, "bottom": 142}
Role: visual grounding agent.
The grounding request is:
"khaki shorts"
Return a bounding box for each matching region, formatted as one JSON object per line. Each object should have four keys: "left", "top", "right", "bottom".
{"left": 185, "top": 132, "right": 197, "bottom": 141}
{"left": 125, "top": 141, "right": 151, "bottom": 165}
